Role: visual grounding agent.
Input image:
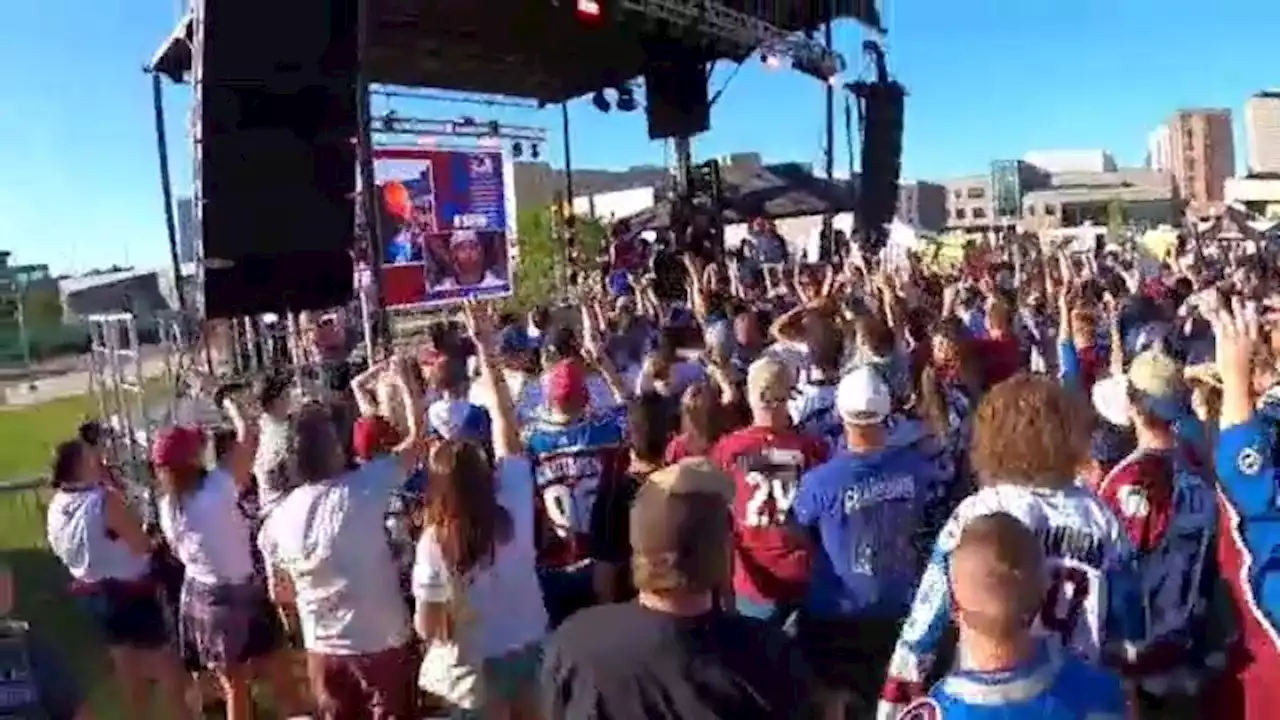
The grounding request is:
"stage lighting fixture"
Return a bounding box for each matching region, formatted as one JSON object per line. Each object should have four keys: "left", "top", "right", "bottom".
{"left": 530, "top": 143, "right": 541, "bottom": 160}
{"left": 615, "top": 84, "right": 638, "bottom": 112}
{"left": 512, "top": 142, "right": 524, "bottom": 158}
{"left": 761, "top": 52, "right": 782, "bottom": 70}
{"left": 592, "top": 89, "right": 611, "bottom": 112}
{"left": 486, "top": 120, "right": 501, "bottom": 135}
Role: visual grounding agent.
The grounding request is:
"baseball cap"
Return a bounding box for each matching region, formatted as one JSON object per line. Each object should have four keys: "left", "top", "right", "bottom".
{"left": 546, "top": 359, "right": 589, "bottom": 410}
{"left": 629, "top": 472, "right": 732, "bottom": 590}
{"left": 352, "top": 415, "right": 402, "bottom": 462}
{"left": 1090, "top": 350, "right": 1186, "bottom": 427}
{"left": 150, "top": 425, "right": 206, "bottom": 469}
{"left": 497, "top": 325, "right": 535, "bottom": 356}
{"left": 835, "top": 366, "right": 892, "bottom": 425}
{"left": 746, "top": 356, "right": 794, "bottom": 406}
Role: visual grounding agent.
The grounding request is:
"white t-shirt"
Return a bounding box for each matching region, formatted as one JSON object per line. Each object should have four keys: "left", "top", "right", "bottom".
{"left": 411, "top": 456, "right": 548, "bottom": 660}
{"left": 437, "top": 272, "right": 506, "bottom": 290}
{"left": 46, "top": 487, "right": 151, "bottom": 583}
{"left": 157, "top": 469, "right": 257, "bottom": 585}
{"left": 257, "top": 457, "right": 412, "bottom": 655}
{"left": 253, "top": 414, "right": 293, "bottom": 511}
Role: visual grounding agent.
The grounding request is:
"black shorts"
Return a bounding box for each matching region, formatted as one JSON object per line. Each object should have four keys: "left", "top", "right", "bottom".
{"left": 76, "top": 584, "right": 170, "bottom": 650}
{"left": 796, "top": 614, "right": 901, "bottom": 704}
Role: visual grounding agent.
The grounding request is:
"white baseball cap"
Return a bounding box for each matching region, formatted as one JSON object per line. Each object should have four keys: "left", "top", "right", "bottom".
{"left": 836, "top": 366, "right": 892, "bottom": 425}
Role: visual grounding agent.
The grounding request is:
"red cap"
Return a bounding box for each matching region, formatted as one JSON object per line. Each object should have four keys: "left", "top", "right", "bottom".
{"left": 151, "top": 425, "right": 206, "bottom": 469}
{"left": 352, "top": 415, "right": 402, "bottom": 462}
{"left": 546, "top": 359, "right": 589, "bottom": 410}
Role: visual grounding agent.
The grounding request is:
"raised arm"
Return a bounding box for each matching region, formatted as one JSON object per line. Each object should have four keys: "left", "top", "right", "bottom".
{"left": 463, "top": 300, "right": 520, "bottom": 459}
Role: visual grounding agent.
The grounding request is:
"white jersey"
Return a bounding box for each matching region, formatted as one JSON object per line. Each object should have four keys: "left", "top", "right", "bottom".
{"left": 788, "top": 370, "right": 841, "bottom": 453}
{"left": 880, "top": 483, "right": 1145, "bottom": 718}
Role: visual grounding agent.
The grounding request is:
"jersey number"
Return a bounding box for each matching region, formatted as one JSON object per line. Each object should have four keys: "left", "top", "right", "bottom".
{"left": 1041, "top": 564, "right": 1091, "bottom": 645}
{"left": 743, "top": 471, "right": 797, "bottom": 528}
{"left": 541, "top": 481, "right": 598, "bottom": 538}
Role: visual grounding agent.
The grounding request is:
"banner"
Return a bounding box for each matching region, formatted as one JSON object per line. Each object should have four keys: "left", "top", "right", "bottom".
{"left": 367, "top": 147, "right": 517, "bottom": 308}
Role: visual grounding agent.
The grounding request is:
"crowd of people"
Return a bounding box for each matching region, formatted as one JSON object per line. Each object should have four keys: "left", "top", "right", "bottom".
{"left": 16, "top": 221, "right": 1280, "bottom": 720}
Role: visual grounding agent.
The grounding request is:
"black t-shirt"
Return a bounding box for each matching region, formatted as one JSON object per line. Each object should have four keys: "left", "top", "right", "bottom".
{"left": 588, "top": 473, "right": 644, "bottom": 601}
{"left": 541, "top": 603, "right": 819, "bottom": 720}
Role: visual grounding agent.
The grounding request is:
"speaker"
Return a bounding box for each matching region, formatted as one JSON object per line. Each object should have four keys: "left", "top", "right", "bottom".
{"left": 856, "top": 81, "right": 905, "bottom": 252}
{"left": 642, "top": 48, "right": 710, "bottom": 140}
{"left": 198, "top": 0, "right": 358, "bottom": 318}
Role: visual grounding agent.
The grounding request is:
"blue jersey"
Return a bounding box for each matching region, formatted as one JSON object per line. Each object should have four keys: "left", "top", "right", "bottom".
{"left": 1214, "top": 419, "right": 1280, "bottom": 659}
{"left": 879, "top": 485, "right": 1145, "bottom": 717}
{"left": 523, "top": 406, "right": 629, "bottom": 571}
{"left": 791, "top": 444, "right": 948, "bottom": 618}
{"left": 897, "top": 641, "right": 1126, "bottom": 720}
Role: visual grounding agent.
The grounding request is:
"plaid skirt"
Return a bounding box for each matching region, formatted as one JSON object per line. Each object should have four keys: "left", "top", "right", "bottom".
{"left": 179, "top": 576, "right": 284, "bottom": 670}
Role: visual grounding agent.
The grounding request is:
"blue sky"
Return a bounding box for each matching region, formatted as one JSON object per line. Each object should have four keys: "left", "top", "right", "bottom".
{"left": 1, "top": 0, "right": 1277, "bottom": 275}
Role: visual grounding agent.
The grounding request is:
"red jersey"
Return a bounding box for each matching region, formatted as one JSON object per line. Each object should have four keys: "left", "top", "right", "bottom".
{"left": 974, "top": 335, "right": 1022, "bottom": 388}
{"left": 710, "top": 425, "right": 828, "bottom": 604}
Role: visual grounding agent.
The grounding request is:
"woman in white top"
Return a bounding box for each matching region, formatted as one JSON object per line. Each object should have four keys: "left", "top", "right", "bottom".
{"left": 153, "top": 396, "right": 304, "bottom": 720}
{"left": 45, "top": 438, "right": 188, "bottom": 718}
{"left": 413, "top": 299, "right": 549, "bottom": 720}
{"left": 257, "top": 356, "right": 425, "bottom": 718}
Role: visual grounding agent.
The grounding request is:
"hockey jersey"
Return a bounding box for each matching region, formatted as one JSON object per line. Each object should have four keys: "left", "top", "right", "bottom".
{"left": 898, "top": 640, "right": 1126, "bottom": 720}
{"left": 877, "top": 483, "right": 1145, "bottom": 719}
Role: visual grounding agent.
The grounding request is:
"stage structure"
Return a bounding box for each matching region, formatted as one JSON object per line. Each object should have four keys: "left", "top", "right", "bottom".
{"left": 147, "top": 0, "right": 885, "bottom": 351}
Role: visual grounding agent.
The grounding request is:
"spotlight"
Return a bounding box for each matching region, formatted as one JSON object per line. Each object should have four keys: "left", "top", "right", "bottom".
{"left": 761, "top": 52, "right": 782, "bottom": 70}
{"left": 530, "top": 143, "right": 541, "bottom": 160}
{"left": 592, "top": 89, "right": 611, "bottom": 113}
{"left": 512, "top": 142, "right": 524, "bottom": 159}
{"left": 615, "top": 84, "right": 638, "bottom": 112}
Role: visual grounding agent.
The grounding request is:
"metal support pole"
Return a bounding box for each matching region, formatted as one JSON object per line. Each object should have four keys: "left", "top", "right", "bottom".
{"left": 151, "top": 72, "right": 187, "bottom": 312}
{"left": 821, "top": 7, "right": 836, "bottom": 261}
{"left": 561, "top": 103, "right": 575, "bottom": 205}
{"left": 674, "top": 136, "right": 694, "bottom": 195}
{"left": 355, "top": 0, "right": 391, "bottom": 351}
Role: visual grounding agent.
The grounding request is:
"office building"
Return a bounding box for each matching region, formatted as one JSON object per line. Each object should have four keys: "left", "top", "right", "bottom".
{"left": 1147, "top": 125, "right": 1173, "bottom": 173}
{"left": 1168, "top": 108, "right": 1235, "bottom": 214}
{"left": 1020, "top": 169, "right": 1178, "bottom": 232}
{"left": 1022, "top": 150, "right": 1116, "bottom": 174}
{"left": 1245, "top": 91, "right": 1280, "bottom": 175}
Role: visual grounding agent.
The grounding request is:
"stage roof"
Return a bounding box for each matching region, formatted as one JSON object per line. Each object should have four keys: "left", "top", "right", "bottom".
{"left": 151, "top": 1, "right": 883, "bottom": 101}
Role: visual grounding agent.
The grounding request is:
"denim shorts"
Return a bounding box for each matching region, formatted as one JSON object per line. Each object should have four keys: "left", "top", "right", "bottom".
{"left": 482, "top": 641, "right": 542, "bottom": 703}
{"left": 75, "top": 582, "right": 170, "bottom": 650}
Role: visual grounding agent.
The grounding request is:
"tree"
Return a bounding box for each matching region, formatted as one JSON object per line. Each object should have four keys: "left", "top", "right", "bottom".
{"left": 510, "top": 207, "right": 609, "bottom": 311}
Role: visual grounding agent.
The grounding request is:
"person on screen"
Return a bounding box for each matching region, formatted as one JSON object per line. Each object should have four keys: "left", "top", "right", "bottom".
{"left": 384, "top": 190, "right": 436, "bottom": 265}
{"left": 437, "top": 230, "right": 504, "bottom": 290}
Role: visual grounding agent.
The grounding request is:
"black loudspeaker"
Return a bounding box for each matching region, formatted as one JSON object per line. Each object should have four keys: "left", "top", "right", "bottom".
{"left": 198, "top": 0, "right": 357, "bottom": 319}
{"left": 643, "top": 47, "right": 710, "bottom": 140}
{"left": 857, "top": 81, "right": 905, "bottom": 252}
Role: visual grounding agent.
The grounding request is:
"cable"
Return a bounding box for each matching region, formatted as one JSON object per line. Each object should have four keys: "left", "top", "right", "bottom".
{"left": 708, "top": 60, "right": 747, "bottom": 107}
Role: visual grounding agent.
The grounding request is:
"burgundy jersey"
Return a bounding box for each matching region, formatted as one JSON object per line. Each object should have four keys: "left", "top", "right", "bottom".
{"left": 523, "top": 406, "right": 629, "bottom": 572}
{"left": 710, "top": 425, "right": 828, "bottom": 604}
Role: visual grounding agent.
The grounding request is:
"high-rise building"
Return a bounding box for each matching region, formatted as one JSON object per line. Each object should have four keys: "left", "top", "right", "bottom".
{"left": 1146, "top": 124, "right": 1173, "bottom": 172}
{"left": 1245, "top": 91, "right": 1280, "bottom": 175}
{"left": 1167, "top": 108, "right": 1235, "bottom": 213}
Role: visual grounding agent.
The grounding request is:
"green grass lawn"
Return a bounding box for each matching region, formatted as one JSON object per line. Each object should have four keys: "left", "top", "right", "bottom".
{"left": 0, "top": 392, "right": 131, "bottom": 718}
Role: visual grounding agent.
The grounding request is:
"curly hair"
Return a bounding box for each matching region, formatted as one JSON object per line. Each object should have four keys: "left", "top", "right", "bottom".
{"left": 970, "top": 374, "right": 1092, "bottom": 488}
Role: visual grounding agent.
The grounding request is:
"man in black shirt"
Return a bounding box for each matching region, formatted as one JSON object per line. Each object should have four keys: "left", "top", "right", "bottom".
{"left": 542, "top": 459, "right": 820, "bottom": 720}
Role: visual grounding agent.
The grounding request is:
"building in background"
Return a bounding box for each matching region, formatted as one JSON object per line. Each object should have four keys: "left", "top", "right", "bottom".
{"left": 1020, "top": 169, "right": 1178, "bottom": 232}
{"left": 1168, "top": 108, "right": 1235, "bottom": 214}
{"left": 1245, "top": 91, "right": 1280, "bottom": 175}
{"left": 1022, "top": 149, "right": 1117, "bottom": 174}
{"left": 1225, "top": 176, "right": 1280, "bottom": 218}
{"left": 1147, "top": 124, "right": 1173, "bottom": 172}
{"left": 942, "top": 161, "right": 1050, "bottom": 232}
{"left": 897, "top": 181, "right": 948, "bottom": 233}
{"left": 943, "top": 174, "right": 995, "bottom": 231}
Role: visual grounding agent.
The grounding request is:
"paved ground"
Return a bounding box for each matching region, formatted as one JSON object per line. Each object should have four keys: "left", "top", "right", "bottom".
{"left": 0, "top": 351, "right": 172, "bottom": 407}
